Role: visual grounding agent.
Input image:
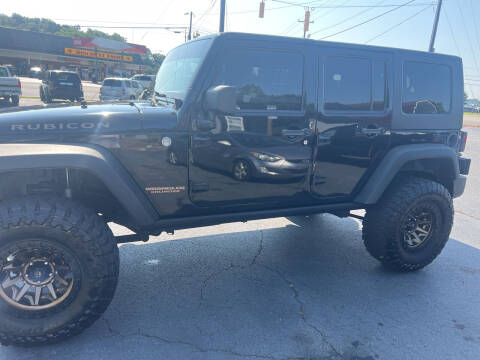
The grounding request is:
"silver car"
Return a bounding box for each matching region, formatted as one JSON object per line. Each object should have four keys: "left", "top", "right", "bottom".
{"left": 99, "top": 78, "right": 142, "bottom": 101}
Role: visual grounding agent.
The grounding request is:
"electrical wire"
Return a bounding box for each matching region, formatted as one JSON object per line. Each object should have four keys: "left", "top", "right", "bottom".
{"left": 317, "top": 0, "right": 416, "bottom": 40}
{"left": 365, "top": 4, "right": 433, "bottom": 43}
{"left": 271, "top": 0, "right": 435, "bottom": 8}
{"left": 309, "top": 0, "right": 388, "bottom": 37}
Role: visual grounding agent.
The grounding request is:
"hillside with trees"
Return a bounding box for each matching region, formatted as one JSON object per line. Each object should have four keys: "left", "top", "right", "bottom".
{"left": 0, "top": 13, "right": 126, "bottom": 42}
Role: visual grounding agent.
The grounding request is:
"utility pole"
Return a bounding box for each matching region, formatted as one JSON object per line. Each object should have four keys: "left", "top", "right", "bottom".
{"left": 298, "top": 8, "right": 313, "bottom": 38}
{"left": 429, "top": 0, "right": 443, "bottom": 52}
{"left": 186, "top": 11, "right": 193, "bottom": 40}
{"left": 219, "top": 0, "right": 226, "bottom": 32}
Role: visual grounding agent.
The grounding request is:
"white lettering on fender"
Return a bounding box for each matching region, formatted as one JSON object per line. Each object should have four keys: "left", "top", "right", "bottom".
{"left": 81, "top": 123, "right": 95, "bottom": 129}
{"left": 27, "top": 124, "right": 40, "bottom": 130}
{"left": 44, "top": 124, "right": 57, "bottom": 130}
{"left": 11, "top": 124, "right": 25, "bottom": 130}
{"left": 66, "top": 123, "right": 79, "bottom": 129}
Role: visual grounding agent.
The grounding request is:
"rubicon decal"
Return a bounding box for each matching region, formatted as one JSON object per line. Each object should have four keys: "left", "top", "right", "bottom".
{"left": 10, "top": 122, "right": 111, "bottom": 131}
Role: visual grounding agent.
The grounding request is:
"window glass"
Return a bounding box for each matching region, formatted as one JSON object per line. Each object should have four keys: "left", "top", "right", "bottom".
{"left": 214, "top": 50, "right": 303, "bottom": 111}
{"left": 103, "top": 79, "right": 121, "bottom": 87}
{"left": 125, "top": 81, "right": 131, "bottom": 88}
{"left": 155, "top": 38, "right": 213, "bottom": 100}
{"left": 0, "top": 67, "right": 8, "bottom": 77}
{"left": 324, "top": 57, "right": 371, "bottom": 111}
{"left": 132, "top": 81, "right": 138, "bottom": 88}
{"left": 373, "top": 60, "right": 386, "bottom": 110}
{"left": 52, "top": 72, "right": 80, "bottom": 83}
{"left": 402, "top": 61, "right": 451, "bottom": 114}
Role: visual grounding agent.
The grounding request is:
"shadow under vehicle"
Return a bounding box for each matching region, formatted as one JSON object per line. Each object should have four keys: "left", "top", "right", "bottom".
{"left": 0, "top": 32, "right": 470, "bottom": 346}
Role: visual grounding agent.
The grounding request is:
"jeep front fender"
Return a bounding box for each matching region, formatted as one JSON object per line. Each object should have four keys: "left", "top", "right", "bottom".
{"left": 0, "top": 143, "right": 158, "bottom": 227}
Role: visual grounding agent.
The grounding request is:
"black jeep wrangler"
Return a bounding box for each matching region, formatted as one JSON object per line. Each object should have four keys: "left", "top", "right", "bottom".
{"left": 0, "top": 33, "right": 470, "bottom": 346}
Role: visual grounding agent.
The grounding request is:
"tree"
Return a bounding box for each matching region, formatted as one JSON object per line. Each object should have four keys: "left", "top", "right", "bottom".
{"left": 0, "top": 13, "right": 127, "bottom": 42}
{"left": 464, "top": 92, "right": 468, "bottom": 103}
{"left": 141, "top": 51, "right": 165, "bottom": 74}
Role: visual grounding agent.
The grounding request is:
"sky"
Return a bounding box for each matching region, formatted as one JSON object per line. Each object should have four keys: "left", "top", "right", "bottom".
{"left": 2, "top": 0, "right": 480, "bottom": 98}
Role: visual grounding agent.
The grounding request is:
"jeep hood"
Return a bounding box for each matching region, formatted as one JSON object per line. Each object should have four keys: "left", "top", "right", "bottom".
{"left": 0, "top": 102, "right": 178, "bottom": 141}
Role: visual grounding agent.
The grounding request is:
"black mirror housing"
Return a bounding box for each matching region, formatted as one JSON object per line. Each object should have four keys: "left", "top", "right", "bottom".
{"left": 204, "top": 85, "right": 237, "bottom": 114}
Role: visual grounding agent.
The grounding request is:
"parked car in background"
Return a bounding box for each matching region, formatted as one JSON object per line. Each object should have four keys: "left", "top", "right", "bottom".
{"left": 29, "top": 66, "right": 43, "bottom": 79}
{"left": 40, "top": 70, "right": 83, "bottom": 103}
{"left": 131, "top": 74, "right": 155, "bottom": 89}
{"left": 0, "top": 65, "right": 21, "bottom": 106}
{"left": 100, "top": 78, "right": 142, "bottom": 101}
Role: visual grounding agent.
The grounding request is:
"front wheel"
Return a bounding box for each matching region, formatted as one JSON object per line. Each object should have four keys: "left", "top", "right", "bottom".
{"left": 362, "top": 177, "right": 453, "bottom": 271}
{"left": 0, "top": 197, "right": 119, "bottom": 346}
{"left": 233, "top": 159, "right": 251, "bottom": 181}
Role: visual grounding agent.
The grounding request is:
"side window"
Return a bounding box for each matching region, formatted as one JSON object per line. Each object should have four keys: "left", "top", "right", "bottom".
{"left": 324, "top": 57, "right": 371, "bottom": 111}
{"left": 324, "top": 56, "right": 387, "bottom": 112}
{"left": 132, "top": 82, "right": 138, "bottom": 88}
{"left": 213, "top": 49, "right": 303, "bottom": 111}
{"left": 402, "top": 61, "right": 451, "bottom": 114}
{"left": 125, "top": 81, "right": 131, "bottom": 88}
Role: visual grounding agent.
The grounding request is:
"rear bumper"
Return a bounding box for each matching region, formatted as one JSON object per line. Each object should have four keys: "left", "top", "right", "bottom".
{"left": 453, "top": 175, "right": 467, "bottom": 198}
{"left": 453, "top": 157, "right": 471, "bottom": 198}
{"left": 0, "top": 89, "right": 21, "bottom": 97}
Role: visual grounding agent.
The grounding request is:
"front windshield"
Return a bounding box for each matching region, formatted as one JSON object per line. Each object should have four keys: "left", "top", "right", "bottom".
{"left": 154, "top": 38, "right": 213, "bottom": 100}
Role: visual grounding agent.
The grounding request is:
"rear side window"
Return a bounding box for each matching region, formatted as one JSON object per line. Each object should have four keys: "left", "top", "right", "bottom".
{"left": 0, "top": 67, "right": 8, "bottom": 77}
{"left": 324, "top": 56, "right": 387, "bottom": 111}
{"left": 402, "top": 61, "right": 451, "bottom": 114}
{"left": 103, "top": 79, "right": 122, "bottom": 87}
{"left": 132, "top": 82, "right": 138, "bottom": 88}
{"left": 213, "top": 49, "right": 303, "bottom": 111}
{"left": 125, "top": 81, "right": 131, "bottom": 88}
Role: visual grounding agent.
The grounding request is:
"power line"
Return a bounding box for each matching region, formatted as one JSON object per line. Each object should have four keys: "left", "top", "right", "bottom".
{"left": 469, "top": 0, "right": 480, "bottom": 53}
{"left": 271, "top": 0, "right": 435, "bottom": 8}
{"left": 365, "top": 4, "right": 433, "bottom": 43}
{"left": 309, "top": 0, "right": 388, "bottom": 37}
{"left": 455, "top": 0, "right": 480, "bottom": 78}
{"left": 317, "top": 0, "right": 416, "bottom": 40}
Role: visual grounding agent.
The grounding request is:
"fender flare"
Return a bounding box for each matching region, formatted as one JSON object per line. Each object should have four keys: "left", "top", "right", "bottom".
{"left": 355, "top": 144, "right": 460, "bottom": 205}
{"left": 0, "top": 143, "right": 158, "bottom": 227}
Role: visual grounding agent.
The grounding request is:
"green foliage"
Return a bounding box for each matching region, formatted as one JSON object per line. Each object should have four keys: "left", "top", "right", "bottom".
{"left": 0, "top": 13, "right": 127, "bottom": 42}
{"left": 141, "top": 50, "right": 166, "bottom": 75}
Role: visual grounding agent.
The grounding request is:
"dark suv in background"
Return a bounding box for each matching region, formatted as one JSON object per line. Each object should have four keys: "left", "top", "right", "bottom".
{"left": 40, "top": 70, "right": 83, "bottom": 103}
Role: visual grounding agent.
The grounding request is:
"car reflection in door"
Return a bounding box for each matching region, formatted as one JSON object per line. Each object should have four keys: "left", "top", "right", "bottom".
{"left": 191, "top": 130, "right": 311, "bottom": 183}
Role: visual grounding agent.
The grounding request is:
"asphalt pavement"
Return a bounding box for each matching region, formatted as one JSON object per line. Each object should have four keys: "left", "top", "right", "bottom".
{"left": 0, "top": 96, "right": 479, "bottom": 360}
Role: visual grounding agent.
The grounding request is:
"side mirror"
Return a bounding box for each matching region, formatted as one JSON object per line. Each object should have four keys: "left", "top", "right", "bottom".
{"left": 204, "top": 85, "right": 237, "bottom": 114}
{"left": 196, "top": 118, "right": 216, "bottom": 131}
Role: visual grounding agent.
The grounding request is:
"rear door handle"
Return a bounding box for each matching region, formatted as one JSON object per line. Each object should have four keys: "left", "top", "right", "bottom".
{"left": 281, "top": 129, "right": 312, "bottom": 137}
{"left": 359, "top": 127, "right": 385, "bottom": 136}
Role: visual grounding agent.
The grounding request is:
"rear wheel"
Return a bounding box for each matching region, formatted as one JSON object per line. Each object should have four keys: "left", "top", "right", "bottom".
{"left": 0, "top": 196, "right": 119, "bottom": 346}
{"left": 362, "top": 177, "right": 453, "bottom": 271}
{"left": 10, "top": 96, "right": 19, "bottom": 106}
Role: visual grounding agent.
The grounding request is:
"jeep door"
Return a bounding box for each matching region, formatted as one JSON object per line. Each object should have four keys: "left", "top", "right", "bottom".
{"left": 188, "top": 42, "right": 317, "bottom": 208}
{"left": 311, "top": 48, "right": 393, "bottom": 201}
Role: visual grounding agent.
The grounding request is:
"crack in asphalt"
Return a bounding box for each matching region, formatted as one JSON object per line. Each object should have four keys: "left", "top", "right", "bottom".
{"left": 199, "top": 262, "right": 235, "bottom": 307}
{"left": 259, "top": 264, "right": 343, "bottom": 360}
{"left": 455, "top": 210, "right": 480, "bottom": 222}
{"left": 251, "top": 231, "right": 264, "bottom": 266}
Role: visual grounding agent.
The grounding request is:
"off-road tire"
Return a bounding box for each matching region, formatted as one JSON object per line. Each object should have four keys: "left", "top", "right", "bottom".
{"left": 0, "top": 196, "right": 119, "bottom": 346}
{"left": 362, "top": 177, "right": 453, "bottom": 271}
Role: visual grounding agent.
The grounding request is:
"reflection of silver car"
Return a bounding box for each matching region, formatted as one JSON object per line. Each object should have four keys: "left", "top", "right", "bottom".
{"left": 100, "top": 78, "right": 142, "bottom": 101}
{"left": 194, "top": 132, "right": 311, "bottom": 181}
{"left": 130, "top": 74, "right": 155, "bottom": 89}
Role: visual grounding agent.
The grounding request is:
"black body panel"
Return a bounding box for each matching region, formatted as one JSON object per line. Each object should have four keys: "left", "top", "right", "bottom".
{"left": 0, "top": 32, "right": 467, "bottom": 233}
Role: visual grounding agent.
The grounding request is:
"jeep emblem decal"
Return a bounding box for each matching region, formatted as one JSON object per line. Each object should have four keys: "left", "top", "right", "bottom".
{"left": 10, "top": 122, "right": 110, "bottom": 131}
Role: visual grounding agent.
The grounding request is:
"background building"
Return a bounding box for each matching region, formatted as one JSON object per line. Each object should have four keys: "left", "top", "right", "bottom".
{"left": 0, "top": 26, "right": 146, "bottom": 81}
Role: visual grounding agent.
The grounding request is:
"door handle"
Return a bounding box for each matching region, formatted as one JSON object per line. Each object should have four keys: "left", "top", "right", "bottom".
{"left": 281, "top": 129, "right": 312, "bottom": 137}
{"left": 359, "top": 127, "right": 385, "bottom": 136}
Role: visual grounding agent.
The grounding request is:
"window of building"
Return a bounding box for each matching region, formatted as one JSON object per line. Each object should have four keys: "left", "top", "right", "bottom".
{"left": 402, "top": 61, "right": 451, "bottom": 114}
{"left": 214, "top": 49, "right": 303, "bottom": 111}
